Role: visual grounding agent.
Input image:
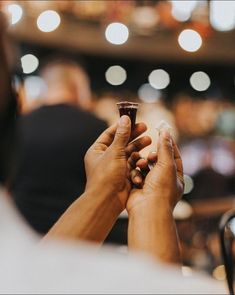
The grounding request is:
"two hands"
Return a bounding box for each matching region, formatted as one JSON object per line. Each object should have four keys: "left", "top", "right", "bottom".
{"left": 46, "top": 115, "right": 184, "bottom": 264}
{"left": 85, "top": 115, "right": 184, "bottom": 221}
{"left": 85, "top": 115, "right": 184, "bottom": 263}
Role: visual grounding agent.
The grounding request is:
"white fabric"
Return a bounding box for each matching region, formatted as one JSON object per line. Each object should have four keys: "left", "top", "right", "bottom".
{"left": 0, "top": 191, "right": 226, "bottom": 294}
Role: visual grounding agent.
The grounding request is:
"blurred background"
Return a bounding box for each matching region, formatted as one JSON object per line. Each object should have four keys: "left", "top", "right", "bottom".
{"left": 2, "top": 0, "right": 235, "bottom": 282}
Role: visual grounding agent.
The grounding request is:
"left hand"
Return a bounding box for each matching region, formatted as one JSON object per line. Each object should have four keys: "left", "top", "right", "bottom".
{"left": 85, "top": 115, "right": 151, "bottom": 211}
{"left": 127, "top": 130, "right": 184, "bottom": 215}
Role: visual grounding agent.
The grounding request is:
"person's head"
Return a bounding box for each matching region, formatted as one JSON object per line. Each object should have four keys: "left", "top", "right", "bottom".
{"left": 40, "top": 57, "right": 92, "bottom": 111}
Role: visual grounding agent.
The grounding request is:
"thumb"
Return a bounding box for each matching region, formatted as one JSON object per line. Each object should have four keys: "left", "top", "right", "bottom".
{"left": 157, "top": 129, "right": 174, "bottom": 165}
{"left": 112, "top": 115, "right": 131, "bottom": 149}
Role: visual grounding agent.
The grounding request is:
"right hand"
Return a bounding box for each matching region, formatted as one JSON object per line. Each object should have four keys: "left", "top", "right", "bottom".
{"left": 127, "top": 129, "right": 184, "bottom": 215}
{"left": 84, "top": 116, "right": 151, "bottom": 212}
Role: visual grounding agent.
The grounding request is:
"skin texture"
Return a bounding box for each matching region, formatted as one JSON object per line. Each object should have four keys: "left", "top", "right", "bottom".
{"left": 44, "top": 116, "right": 151, "bottom": 244}
{"left": 127, "top": 130, "right": 184, "bottom": 264}
{"left": 45, "top": 117, "right": 184, "bottom": 266}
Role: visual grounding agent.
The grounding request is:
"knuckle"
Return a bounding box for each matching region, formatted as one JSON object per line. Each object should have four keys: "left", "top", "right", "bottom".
{"left": 158, "top": 160, "right": 175, "bottom": 170}
{"left": 116, "top": 129, "right": 128, "bottom": 139}
{"left": 112, "top": 147, "right": 126, "bottom": 159}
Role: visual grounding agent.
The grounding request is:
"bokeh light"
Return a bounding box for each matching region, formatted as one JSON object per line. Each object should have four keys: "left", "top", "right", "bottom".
{"left": 173, "top": 200, "right": 193, "bottom": 220}
{"left": 190, "top": 71, "right": 211, "bottom": 91}
{"left": 24, "top": 76, "right": 47, "bottom": 101}
{"left": 212, "top": 265, "right": 226, "bottom": 281}
{"left": 105, "top": 65, "right": 127, "bottom": 86}
{"left": 178, "top": 29, "right": 202, "bottom": 52}
{"left": 138, "top": 83, "right": 161, "bottom": 103}
{"left": 105, "top": 22, "right": 129, "bottom": 45}
{"left": 183, "top": 175, "right": 194, "bottom": 194}
{"left": 216, "top": 110, "right": 235, "bottom": 139}
{"left": 21, "top": 54, "right": 39, "bottom": 74}
{"left": 148, "top": 69, "right": 170, "bottom": 90}
{"left": 229, "top": 218, "right": 235, "bottom": 236}
{"left": 182, "top": 266, "right": 193, "bottom": 277}
{"left": 131, "top": 6, "right": 159, "bottom": 29}
{"left": 7, "top": 4, "right": 23, "bottom": 25}
{"left": 37, "top": 10, "right": 61, "bottom": 32}
{"left": 210, "top": 1, "right": 235, "bottom": 32}
{"left": 171, "top": 0, "right": 197, "bottom": 22}
{"left": 212, "top": 146, "right": 235, "bottom": 176}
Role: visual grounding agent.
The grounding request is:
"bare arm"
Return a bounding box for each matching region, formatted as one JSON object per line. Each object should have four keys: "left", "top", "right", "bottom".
{"left": 127, "top": 130, "right": 184, "bottom": 264}
{"left": 128, "top": 201, "right": 181, "bottom": 263}
{"left": 43, "top": 117, "right": 151, "bottom": 244}
{"left": 44, "top": 188, "right": 121, "bottom": 244}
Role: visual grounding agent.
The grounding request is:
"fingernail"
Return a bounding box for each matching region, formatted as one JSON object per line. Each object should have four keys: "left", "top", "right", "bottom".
{"left": 150, "top": 151, "right": 157, "bottom": 154}
{"left": 161, "top": 129, "right": 171, "bottom": 140}
{"left": 119, "top": 115, "right": 130, "bottom": 126}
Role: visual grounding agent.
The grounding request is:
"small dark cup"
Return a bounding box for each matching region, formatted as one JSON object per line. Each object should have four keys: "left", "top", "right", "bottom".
{"left": 116, "top": 101, "right": 139, "bottom": 129}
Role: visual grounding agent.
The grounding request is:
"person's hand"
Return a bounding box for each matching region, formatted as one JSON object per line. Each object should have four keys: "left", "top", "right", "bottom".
{"left": 127, "top": 129, "right": 184, "bottom": 215}
{"left": 85, "top": 115, "right": 151, "bottom": 212}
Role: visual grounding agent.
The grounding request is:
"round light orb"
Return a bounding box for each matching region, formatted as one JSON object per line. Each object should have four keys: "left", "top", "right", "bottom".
{"left": 105, "top": 65, "right": 127, "bottom": 86}
{"left": 210, "top": 1, "right": 235, "bottom": 31}
{"left": 171, "top": 0, "right": 197, "bottom": 22}
{"left": 148, "top": 69, "right": 170, "bottom": 90}
{"left": 173, "top": 200, "right": 193, "bottom": 220}
{"left": 7, "top": 4, "right": 23, "bottom": 25}
{"left": 21, "top": 54, "right": 39, "bottom": 74}
{"left": 183, "top": 175, "right": 194, "bottom": 194}
{"left": 212, "top": 265, "right": 226, "bottom": 281}
{"left": 178, "top": 29, "right": 202, "bottom": 52}
{"left": 105, "top": 22, "right": 129, "bottom": 45}
{"left": 24, "top": 76, "right": 47, "bottom": 101}
{"left": 190, "top": 71, "right": 211, "bottom": 91}
{"left": 138, "top": 83, "right": 161, "bottom": 103}
{"left": 37, "top": 10, "right": 61, "bottom": 32}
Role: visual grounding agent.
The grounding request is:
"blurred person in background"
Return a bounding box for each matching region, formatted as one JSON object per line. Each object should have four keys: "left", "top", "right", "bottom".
{"left": 10, "top": 57, "right": 108, "bottom": 234}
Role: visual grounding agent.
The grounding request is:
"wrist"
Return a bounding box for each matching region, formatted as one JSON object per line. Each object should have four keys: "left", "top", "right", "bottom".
{"left": 128, "top": 194, "right": 174, "bottom": 220}
{"left": 84, "top": 185, "right": 123, "bottom": 215}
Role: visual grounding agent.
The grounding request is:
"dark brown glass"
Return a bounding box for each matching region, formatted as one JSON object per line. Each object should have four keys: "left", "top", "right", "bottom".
{"left": 116, "top": 102, "right": 139, "bottom": 128}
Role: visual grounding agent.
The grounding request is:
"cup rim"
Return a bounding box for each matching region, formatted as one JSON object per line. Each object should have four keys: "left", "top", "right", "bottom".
{"left": 116, "top": 101, "right": 139, "bottom": 108}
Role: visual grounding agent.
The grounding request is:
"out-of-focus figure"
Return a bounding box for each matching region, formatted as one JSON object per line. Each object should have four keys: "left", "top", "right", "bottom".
{"left": 10, "top": 58, "right": 107, "bottom": 234}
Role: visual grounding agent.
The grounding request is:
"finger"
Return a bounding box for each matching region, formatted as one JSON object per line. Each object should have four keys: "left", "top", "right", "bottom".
{"left": 147, "top": 151, "right": 158, "bottom": 163}
{"left": 130, "top": 169, "right": 144, "bottom": 187}
{"left": 125, "top": 136, "right": 152, "bottom": 156}
{"left": 157, "top": 130, "right": 174, "bottom": 166}
{"left": 136, "top": 158, "right": 148, "bottom": 170}
{"left": 93, "top": 121, "right": 147, "bottom": 149}
{"left": 130, "top": 122, "right": 147, "bottom": 142}
{"left": 128, "top": 152, "right": 141, "bottom": 169}
{"left": 94, "top": 124, "right": 117, "bottom": 148}
{"left": 172, "top": 140, "right": 183, "bottom": 178}
{"left": 111, "top": 115, "right": 131, "bottom": 149}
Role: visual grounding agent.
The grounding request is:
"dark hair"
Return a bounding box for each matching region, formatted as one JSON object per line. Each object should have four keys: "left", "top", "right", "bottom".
{"left": 0, "top": 90, "right": 18, "bottom": 185}
{"left": 0, "top": 17, "right": 19, "bottom": 185}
